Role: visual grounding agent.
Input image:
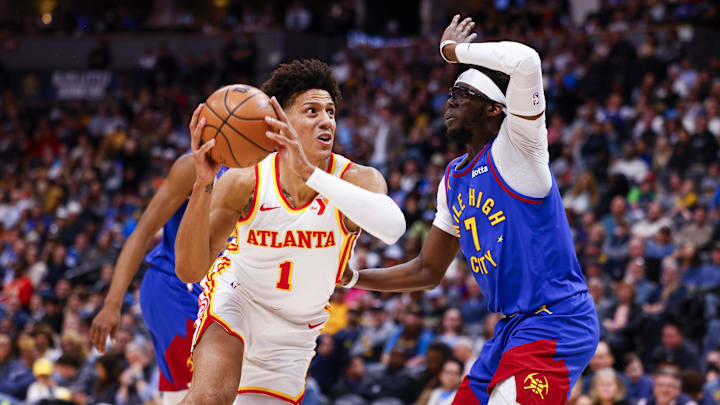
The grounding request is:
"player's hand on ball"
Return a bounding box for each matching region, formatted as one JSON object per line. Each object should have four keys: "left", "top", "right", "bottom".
{"left": 265, "top": 97, "right": 315, "bottom": 181}
{"left": 441, "top": 14, "right": 477, "bottom": 45}
{"left": 189, "top": 103, "right": 222, "bottom": 184}
{"left": 90, "top": 306, "right": 120, "bottom": 354}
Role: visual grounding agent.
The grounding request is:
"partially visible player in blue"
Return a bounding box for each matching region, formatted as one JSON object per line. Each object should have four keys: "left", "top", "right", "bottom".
{"left": 90, "top": 143, "right": 225, "bottom": 405}
{"left": 340, "top": 15, "right": 599, "bottom": 404}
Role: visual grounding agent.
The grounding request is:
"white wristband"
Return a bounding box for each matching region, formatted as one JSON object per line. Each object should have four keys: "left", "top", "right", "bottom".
{"left": 343, "top": 268, "right": 359, "bottom": 289}
{"left": 440, "top": 40, "right": 457, "bottom": 63}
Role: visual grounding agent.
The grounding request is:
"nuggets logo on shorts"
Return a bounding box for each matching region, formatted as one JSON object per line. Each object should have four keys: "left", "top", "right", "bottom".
{"left": 523, "top": 372, "right": 549, "bottom": 400}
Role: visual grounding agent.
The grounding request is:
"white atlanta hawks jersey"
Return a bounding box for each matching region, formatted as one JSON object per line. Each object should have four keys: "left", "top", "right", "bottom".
{"left": 220, "top": 152, "right": 357, "bottom": 321}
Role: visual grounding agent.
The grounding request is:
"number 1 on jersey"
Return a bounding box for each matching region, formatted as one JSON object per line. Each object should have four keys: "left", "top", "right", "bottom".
{"left": 276, "top": 261, "right": 293, "bottom": 291}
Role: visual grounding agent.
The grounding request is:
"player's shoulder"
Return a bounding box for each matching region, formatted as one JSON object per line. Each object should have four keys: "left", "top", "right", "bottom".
{"left": 213, "top": 166, "right": 257, "bottom": 210}
{"left": 336, "top": 157, "right": 387, "bottom": 193}
{"left": 218, "top": 166, "right": 256, "bottom": 191}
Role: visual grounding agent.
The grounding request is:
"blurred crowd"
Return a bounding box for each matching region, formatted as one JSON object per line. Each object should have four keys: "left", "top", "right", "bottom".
{"left": 2, "top": 0, "right": 720, "bottom": 404}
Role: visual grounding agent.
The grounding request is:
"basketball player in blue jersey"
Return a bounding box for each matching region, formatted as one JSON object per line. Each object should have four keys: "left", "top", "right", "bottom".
{"left": 340, "top": 16, "right": 599, "bottom": 404}
{"left": 90, "top": 153, "right": 225, "bottom": 404}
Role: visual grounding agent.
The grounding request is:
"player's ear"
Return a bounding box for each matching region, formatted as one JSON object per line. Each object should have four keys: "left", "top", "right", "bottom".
{"left": 487, "top": 103, "right": 503, "bottom": 117}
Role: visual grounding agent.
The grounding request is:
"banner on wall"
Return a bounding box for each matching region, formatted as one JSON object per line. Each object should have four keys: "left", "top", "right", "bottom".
{"left": 51, "top": 70, "right": 112, "bottom": 100}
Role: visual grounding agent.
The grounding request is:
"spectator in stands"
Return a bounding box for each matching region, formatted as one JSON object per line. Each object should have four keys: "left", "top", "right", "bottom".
{"left": 674, "top": 207, "right": 715, "bottom": 251}
{"left": 92, "top": 353, "right": 123, "bottom": 404}
{"left": 363, "top": 347, "right": 417, "bottom": 403}
{"left": 645, "top": 226, "right": 675, "bottom": 260}
{"left": 624, "top": 258, "right": 655, "bottom": 305}
{"left": 452, "top": 337, "right": 475, "bottom": 376}
{"left": 435, "top": 308, "right": 465, "bottom": 349}
{"left": 623, "top": 353, "right": 654, "bottom": 404}
{"left": 584, "top": 341, "right": 616, "bottom": 393}
{"left": 650, "top": 323, "right": 701, "bottom": 372}
{"left": 382, "top": 304, "right": 434, "bottom": 367}
{"left": 602, "top": 281, "right": 642, "bottom": 354}
{"left": 330, "top": 356, "right": 366, "bottom": 399}
{"left": 0, "top": 334, "right": 37, "bottom": 400}
{"left": 632, "top": 202, "right": 672, "bottom": 239}
{"left": 588, "top": 367, "right": 631, "bottom": 405}
{"left": 638, "top": 367, "right": 697, "bottom": 405}
{"left": 350, "top": 302, "right": 395, "bottom": 363}
{"left": 643, "top": 259, "right": 687, "bottom": 316}
{"left": 415, "top": 342, "right": 452, "bottom": 405}
{"left": 425, "top": 358, "right": 464, "bottom": 405}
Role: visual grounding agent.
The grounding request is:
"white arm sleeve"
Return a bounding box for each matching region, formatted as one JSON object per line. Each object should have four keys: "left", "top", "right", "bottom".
{"left": 432, "top": 176, "right": 457, "bottom": 236}
{"left": 305, "top": 167, "right": 406, "bottom": 245}
{"left": 455, "top": 41, "right": 551, "bottom": 198}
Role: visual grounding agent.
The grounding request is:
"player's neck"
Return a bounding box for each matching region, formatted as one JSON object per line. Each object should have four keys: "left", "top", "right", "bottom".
{"left": 464, "top": 132, "right": 495, "bottom": 166}
{"left": 277, "top": 156, "right": 330, "bottom": 208}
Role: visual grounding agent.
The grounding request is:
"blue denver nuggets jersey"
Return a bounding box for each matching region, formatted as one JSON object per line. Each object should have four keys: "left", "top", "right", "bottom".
{"left": 144, "top": 166, "right": 227, "bottom": 276}
{"left": 445, "top": 142, "right": 586, "bottom": 315}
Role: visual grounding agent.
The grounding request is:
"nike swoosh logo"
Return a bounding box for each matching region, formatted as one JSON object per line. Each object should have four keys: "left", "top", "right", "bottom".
{"left": 259, "top": 204, "right": 280, "bottom": 211}
{"left": 308, "top": 322, "right": 324, "bottom": 329}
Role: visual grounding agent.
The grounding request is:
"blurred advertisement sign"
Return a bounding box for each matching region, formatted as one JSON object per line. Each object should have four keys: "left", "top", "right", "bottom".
{"left": 51, "top": 70, "right": 112, "bottom": 100}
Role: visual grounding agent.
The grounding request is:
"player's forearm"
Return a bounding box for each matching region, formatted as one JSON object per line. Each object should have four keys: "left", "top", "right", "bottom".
{"left": 175, "top": 181, "right": 214, "bottom": 283}
{"left": 454, "top": 41, "right": 545, "bottom": 116}
{"left": 305, "top": 168, "right": 406, "bottom": 244}
{"left": 354, "top": 256, "right": 441, "bottom": 292}
{"left": 103, "top": 232, "right": 154, "bottom": 308}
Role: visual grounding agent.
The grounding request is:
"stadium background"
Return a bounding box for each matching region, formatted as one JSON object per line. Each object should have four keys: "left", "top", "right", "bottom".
{"left": 1, "top": 0, "right": 720, "bottom": 404}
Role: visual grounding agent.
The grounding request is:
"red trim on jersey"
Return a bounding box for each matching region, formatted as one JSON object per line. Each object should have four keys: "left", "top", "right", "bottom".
{"left": 452, "top": 143, "right": 492, "bottom": 178}
{"left": 444, "top": 162, "right": 452, "bottom": 209}
{"left": 488, "top": 339, "right": 569, "bottom": 405}
{"left": 452, "top": 376, "right": 483, "bottom": 405}
{"left": 339, "top": 161, "right": 353, "bottom": 178}
{"left": 237, "top": 389, "right": 305, "bottom": 404}
{"left": 194, "top": 312, "right": 246, "bottom": 348}
{"left": 335, "top": 233, "right": 357, "bottom": 283}
{"left": 487, "top": 152, "right": 544, "bottom": 205}
{"left": 275, "top": 154, "right": 335, "bottom": 211}
{"left": 237, "top": 165, "right": 260, "bottom": 222}
{"left": 275, "top": 156, "right": 316, "bottom": 210}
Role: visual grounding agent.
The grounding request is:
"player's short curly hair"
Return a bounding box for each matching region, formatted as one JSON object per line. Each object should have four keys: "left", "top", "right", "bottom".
{"left": 261, "top": 59, "right": 341, "bottom": 109}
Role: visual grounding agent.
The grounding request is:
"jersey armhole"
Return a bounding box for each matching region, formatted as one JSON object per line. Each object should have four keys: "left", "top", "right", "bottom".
{"left": 237, "top": 164, "right": 261, "bottom": 224}
{"left": 487, "top": 150, "right": 546, "bottom": 205}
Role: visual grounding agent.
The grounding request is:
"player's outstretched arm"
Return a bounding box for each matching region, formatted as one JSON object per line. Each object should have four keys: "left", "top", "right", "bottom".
{"left": 265, "top": 97, "right": 406, "bottom": 245}
{"left": 90, "top": 154, "right": 196, "bottom": 354}
{"left": 320, "top": 163, "right": 406, "bottom": 244}
{"left": 342, "top": 225, "right": 459, "bottom": 291}
{"left": 441, "top": 25, "right": 544, "bottom": 120}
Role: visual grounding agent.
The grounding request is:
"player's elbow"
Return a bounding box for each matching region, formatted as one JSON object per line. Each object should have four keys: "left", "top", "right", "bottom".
{"left": 518, "top": 47, "right": 541, "bottom": 75}
{"left": 378, "top": 214, "right": 406, "bottom": 245}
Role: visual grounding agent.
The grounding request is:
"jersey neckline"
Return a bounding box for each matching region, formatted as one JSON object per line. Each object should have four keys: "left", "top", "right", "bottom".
{"left": 272, "top": 153, "right": 336, "bottom": 213}
{"left": 452, "top": 142, "right": 492, "bottom": 177}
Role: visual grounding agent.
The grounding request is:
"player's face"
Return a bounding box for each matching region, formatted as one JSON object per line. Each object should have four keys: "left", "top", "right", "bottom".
{"left": 445, "top": 85, "right": 489, "bottom": 144}
{"left": 285, "top": 89, "right": 336, "bottom": 165}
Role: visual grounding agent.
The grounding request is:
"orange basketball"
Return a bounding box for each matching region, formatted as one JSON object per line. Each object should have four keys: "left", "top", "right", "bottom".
{"left": 200, "top": 84, "right": 278, "bottom": 168}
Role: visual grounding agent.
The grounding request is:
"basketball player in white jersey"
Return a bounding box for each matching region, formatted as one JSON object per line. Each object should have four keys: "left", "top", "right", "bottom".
{"left": 174, "top": 59, "right": 407, "bottom": 405}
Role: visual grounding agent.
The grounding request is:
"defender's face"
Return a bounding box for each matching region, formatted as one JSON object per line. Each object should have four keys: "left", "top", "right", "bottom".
{"left": 285, "top": 89, "right": 336, "bottom": 164}
{"left": 444, "top": 84, "right": 487, "bottom": 144}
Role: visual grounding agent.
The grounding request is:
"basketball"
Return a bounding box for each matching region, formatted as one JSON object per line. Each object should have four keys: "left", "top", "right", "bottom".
{"left": 200, "top": 84, "right": 278, "bottom": 168}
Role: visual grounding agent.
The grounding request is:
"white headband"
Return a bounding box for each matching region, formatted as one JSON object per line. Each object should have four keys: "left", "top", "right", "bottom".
{"left": 454, "top": 68, "right": 507, "bottom": 107}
